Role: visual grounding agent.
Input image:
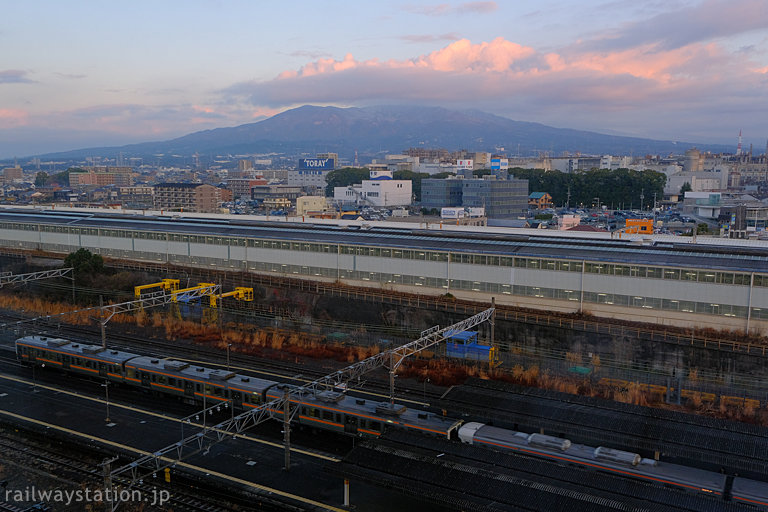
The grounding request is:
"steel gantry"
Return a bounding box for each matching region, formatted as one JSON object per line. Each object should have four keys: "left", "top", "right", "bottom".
{"left": 104, "top": 305, "right": 495, "bottom": 510}
{"left": 209, "top": 287, "right": 253, "bottom": 308}
{"left": 3, "top": 283, "right": 221, "bottom": 347}
{"left": 0, "top": 267, "right": 74, "bottom": 287}
{"left": 133, "top": 278, "right": 179, "bottom": 299}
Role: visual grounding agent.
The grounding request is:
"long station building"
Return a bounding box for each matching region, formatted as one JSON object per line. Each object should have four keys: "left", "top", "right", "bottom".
{"left": 0, "top": 207, "right": 767, "bottom": 333}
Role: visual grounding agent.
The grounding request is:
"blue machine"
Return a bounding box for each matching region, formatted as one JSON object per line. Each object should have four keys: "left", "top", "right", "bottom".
{"left": 446, "top": 331, "right": 493, "bottom": 362}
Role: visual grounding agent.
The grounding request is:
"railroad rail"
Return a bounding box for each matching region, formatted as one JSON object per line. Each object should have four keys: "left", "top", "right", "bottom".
{"left": 0, "top": 432, "right": 237, "bottom": 512}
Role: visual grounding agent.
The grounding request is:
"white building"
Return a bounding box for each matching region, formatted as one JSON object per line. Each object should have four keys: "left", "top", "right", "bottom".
{"left": 333, "top": 170, "right": 412, "bottom": 207}
{"left": 683, "top": 191, "right": 721, "bottom": 218}
{"left": 665, "top": 171, "right": 728, "bottom": 196}
{"left": 600, "top": 155, "right": 633, "bottom": 170}
{"left": 287, "top": 169, "right": 332, "bottom": 192}
{"left": 413, "top": 162, "right": 458, "bottom": 175}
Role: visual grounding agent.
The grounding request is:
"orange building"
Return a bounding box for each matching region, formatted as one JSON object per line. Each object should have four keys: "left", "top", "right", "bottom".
{"left": 625, "top": 218, "right": 654, "bottom": 234}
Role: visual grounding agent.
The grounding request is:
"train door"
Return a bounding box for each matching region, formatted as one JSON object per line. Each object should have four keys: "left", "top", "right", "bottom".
{"left": 140, "top": 370, "right": 151, "bottom": 388}
{"left": 344, "top": 414, "right": 358, "bottom": 434}
{"left": 183, "top": 380, "right": 194, "bottom": 398}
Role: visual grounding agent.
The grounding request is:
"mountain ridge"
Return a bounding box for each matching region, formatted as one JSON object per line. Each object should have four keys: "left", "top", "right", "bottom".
{"left": 36, "top": 105, "right": 732, "bottom": 160}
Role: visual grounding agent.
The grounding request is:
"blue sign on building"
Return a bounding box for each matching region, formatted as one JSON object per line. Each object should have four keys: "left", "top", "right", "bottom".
{"left": 299, "top": 158, "right": 335, "bottom": 170}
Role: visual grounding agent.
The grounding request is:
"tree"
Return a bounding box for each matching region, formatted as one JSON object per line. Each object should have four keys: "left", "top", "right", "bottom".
{"left": 508, "top": 167, "right": 666, "bottom": 209}
{"left": 680, "top": 182, "right": 692, "bottom": 196}
{"left": 64, "top": 248, "right": 104, "bottom": 281}
{"left": 34, "top": 172, "right": 49, "bottom": 187}
{"left": 324, "top": 167, "right": 371, "bottom": 196}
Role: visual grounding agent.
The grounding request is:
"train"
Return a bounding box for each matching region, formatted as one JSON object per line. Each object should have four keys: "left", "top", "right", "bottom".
{"left": 14, "top": 335, "right": 461, "bottom": 438}
{"left": 15, "top": 335, "right": 768, "bottom": 509}
{"left": 458, "top": 422, "right": 768, "bottom": 508}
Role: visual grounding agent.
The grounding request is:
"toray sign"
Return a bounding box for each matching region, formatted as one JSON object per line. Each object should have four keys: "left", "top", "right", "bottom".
{"left": 299, "top": 158, "right": 334, "bottom": 170}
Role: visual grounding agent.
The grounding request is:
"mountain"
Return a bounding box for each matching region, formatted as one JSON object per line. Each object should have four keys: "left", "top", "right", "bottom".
{"left": 38, "top": 105, "right": 732, "bottom": 160}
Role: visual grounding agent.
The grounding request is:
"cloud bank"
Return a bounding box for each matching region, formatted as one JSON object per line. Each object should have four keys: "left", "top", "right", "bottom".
{"left": 223, "top": 0, "right": 768, "bottom": 142}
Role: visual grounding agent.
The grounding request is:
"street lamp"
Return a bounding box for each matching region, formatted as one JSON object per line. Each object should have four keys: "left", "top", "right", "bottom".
{"left": 227, "top": 344, "right": 232, "bottom": 371}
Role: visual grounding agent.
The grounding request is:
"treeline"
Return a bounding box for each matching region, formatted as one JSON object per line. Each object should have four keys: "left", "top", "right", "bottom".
{"left": 325, "top": 166, "right": 666, "bottom": 209}
{"left": 509, "top": 168, "right": 666, "bottom": 210}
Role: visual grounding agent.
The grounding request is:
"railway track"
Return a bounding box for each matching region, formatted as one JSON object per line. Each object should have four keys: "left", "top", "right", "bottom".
{"left": 5, "top": 307, "right": 766, "bottom": 485}
{"left": 1, "top": 308, "right": 444, "bottom": 404}
{"left": 441, "top": 378, "right": 768, "bottom": 479}
{"left": 0, "top": 431, "right": 238, "bottom": 512}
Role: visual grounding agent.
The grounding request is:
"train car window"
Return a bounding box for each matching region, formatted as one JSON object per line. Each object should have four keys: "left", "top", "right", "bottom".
{"left": 205, "top": 385, "right": 213, "bottom": 395}
{"left": 323, "top": 410, "right": 333, "bottom": 421}
{"left": 196, "top": 384, "right": 201, "bottom": 392}
{"left": 168, "top": 378, "right": 176, "bottom": 386}
{"left": 369, "top": 421, "right": 381, "bottom": 432}
{"left": 126, "top": 367, "right": 135, "bottom": 379}
{"left": 214, "top": 386, "right": 222, "bottom": 396}
{"left": 158, "top": 375, "right": 167, "bottom": 384}
{"left": 231, "top": 391, "right": 241, "bottom": 401}
{"left": 152, "top": 374, "right": 157, "bottom": 382}
{"left": 336, "top": 414, "right": 342, "bottom": 423}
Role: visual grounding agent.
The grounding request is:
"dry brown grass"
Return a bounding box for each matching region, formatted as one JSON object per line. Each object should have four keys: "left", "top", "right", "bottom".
{"left": 2, "top": 292, "right": 765, "bottom": 425}
{"left": 565, "top": 352, "right": 582, "bottom": 364}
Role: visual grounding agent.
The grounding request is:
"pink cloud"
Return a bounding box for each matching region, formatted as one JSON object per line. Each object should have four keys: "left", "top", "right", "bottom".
{"left": 0, "top": 109, "right": 29, "bottom": 127}
{"left": 405, "top": 2, "right": 497, "bottom": 16}
{"left": 415, "top": 38, "right": 536, "bottom": 72}
{"left": 221, "top": 32, "right": 768, "bottom": 143}
{"left": 192, "top": 104, "right": 215, "bottom": 114}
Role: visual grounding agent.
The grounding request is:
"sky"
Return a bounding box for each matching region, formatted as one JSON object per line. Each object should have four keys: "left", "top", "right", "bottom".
{"left": 1, "top": 0, "right": 767, "bottom": 158}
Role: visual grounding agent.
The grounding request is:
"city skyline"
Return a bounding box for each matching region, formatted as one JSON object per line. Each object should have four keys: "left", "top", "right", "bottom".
{"left": 1, "top": 0, "right": 767, "bottom": 158}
